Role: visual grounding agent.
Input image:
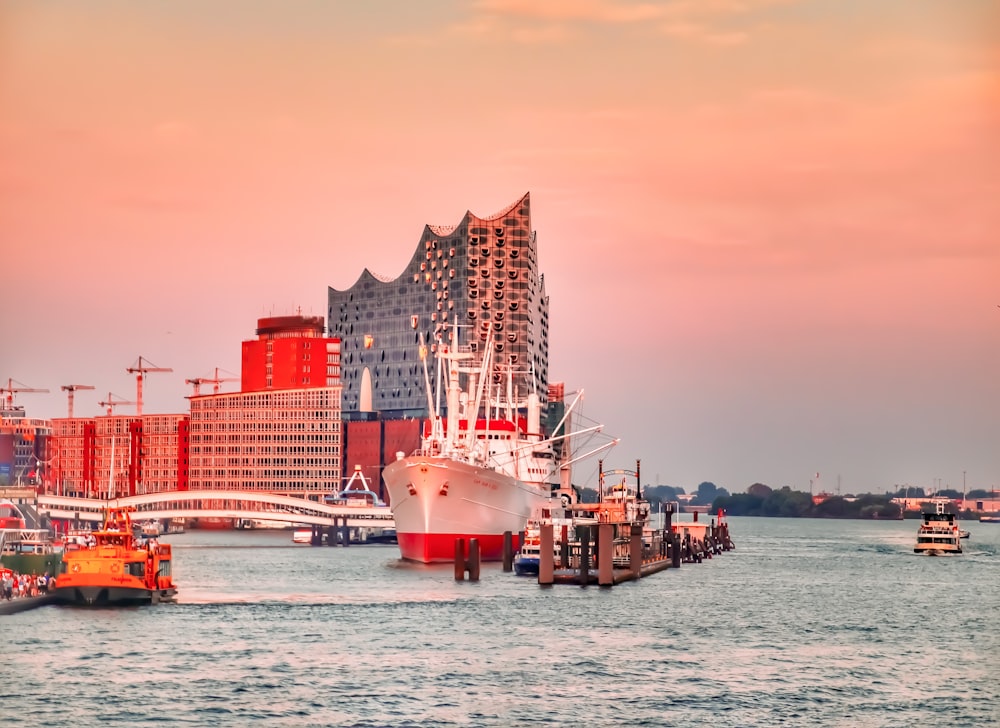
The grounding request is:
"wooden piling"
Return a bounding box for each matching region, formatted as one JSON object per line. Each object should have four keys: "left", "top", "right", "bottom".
{"left": 453, "top": 538, "right": 481, "bottom": 581}
{"left": 467, "top": 538, "right": 481, "bottom": 582}
{"left": 539, "top": 522, "right": 555, "bottom": 585}
{"left": 454, "top": 538, "right": 466, "bottom": 581}
{"left": 597, "top": 523, "right": 614, "bottom": 586}
{"left": 502, "top": 531, "right": 513, "bottom": 572}
{"left": 629, "top": 523, "right": 643, "bottom": 579}
{"left": 578, "top": 525, "right": 592, "bottom": 586}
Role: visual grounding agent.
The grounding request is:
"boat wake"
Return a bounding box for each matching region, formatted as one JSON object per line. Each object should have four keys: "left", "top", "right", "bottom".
{"left": 176, "top": 589, "right": 465, "bottom": 607}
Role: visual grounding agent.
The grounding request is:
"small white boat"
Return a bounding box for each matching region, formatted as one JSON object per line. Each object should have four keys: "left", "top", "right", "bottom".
{"left": 914, "top": 500, "right": 962, "bottom": 555}
{"left": 292, "top": 529, "right": 313, "bottom": 544}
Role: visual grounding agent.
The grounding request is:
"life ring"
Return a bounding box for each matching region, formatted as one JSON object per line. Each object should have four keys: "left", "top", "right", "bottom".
{"left": 111, "top": 563, "right": 120, "bottom": 573}
{"left": 71, "top": 563, "right": 81, "bottom": 573}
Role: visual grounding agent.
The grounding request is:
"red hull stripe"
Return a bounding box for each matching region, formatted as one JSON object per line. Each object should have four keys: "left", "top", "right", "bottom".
{"left": 397, "top": 532, "right": 522, "bottom": 563}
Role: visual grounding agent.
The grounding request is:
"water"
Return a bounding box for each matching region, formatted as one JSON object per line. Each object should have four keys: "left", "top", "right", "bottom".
{"left": 4, "top": 518, "right": 999, "bottom": 727}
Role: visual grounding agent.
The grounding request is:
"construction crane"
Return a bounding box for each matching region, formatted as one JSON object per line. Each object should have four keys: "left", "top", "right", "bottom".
{"left": 126, "top": 356, "right": 173, "bottom": 416}
{"left": 185, "top": 368, "right": 240, "bottom": 396}
{"left": 97, "top": 392, "right": 135, "bottom": 416}
{"left": 61, "top": 384, "right": 96, "bottom": 418}
{"left": 2, "top": 378, "right": 50, "bottom": 413}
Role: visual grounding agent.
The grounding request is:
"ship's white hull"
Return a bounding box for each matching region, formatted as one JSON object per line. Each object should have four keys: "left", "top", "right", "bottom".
{"left": 382, "top": 455, "right": 552, "bottom": 563}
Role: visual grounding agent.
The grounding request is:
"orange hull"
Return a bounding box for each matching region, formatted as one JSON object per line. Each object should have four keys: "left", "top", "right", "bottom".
{"left": 51, "top": 507, "right": 177, "bottom": 606}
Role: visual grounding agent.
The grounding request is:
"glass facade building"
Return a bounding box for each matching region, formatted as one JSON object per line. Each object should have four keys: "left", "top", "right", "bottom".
{"left": 328, "top": 192, "right": 550, "bottom": 419}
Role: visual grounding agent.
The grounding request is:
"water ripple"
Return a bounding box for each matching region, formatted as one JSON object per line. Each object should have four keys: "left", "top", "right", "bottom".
{"left": 4, "top": 520, "right": 999, "bottom": 727}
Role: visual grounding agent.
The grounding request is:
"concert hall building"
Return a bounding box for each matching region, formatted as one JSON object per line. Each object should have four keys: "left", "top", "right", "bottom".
{"left": 328, "top": 192, "right": 551, "bottom": 419}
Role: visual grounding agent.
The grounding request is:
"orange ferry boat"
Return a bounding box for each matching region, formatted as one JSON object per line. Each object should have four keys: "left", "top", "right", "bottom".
{"left": 51, "top": 506, "right": 177, "bottom": 606}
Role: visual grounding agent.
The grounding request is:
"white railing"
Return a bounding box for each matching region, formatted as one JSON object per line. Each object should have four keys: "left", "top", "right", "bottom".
{"left": 36, "top": 490, "right": 394, "bottom": 529}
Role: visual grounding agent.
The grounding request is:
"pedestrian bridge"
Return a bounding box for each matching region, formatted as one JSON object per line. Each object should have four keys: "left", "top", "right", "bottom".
{"left": 36, "top": 491, "right": 395, "bottom": 529}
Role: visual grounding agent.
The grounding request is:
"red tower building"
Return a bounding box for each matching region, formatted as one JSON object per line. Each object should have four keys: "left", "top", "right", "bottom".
{"left": 188, "top": 314, "right": 343, "bottom": 500}
{"left": 241, "top": 314, "right": 337, "bottom": 391}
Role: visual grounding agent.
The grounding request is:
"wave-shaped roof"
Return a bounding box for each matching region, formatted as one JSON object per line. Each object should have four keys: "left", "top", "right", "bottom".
{"left": 427, "top": 192, "right": 529, "bottom": 235}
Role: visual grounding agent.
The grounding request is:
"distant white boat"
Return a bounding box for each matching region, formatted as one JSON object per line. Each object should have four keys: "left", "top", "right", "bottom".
{"left": 292, "top": 529, "right": 313, "bottom": 544}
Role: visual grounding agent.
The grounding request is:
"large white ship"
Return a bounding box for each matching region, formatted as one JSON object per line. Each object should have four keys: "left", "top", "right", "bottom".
{"left": 382, "top": 332, "right": 609, "bottom": 563}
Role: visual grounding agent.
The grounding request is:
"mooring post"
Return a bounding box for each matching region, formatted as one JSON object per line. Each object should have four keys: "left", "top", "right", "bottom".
{"left": 671, "top": 532, "right": 681, "bottom": 568}
{"left": 560, "top": 524, "right": 570, "bottom": 568}
{"left": 539, "top": 522, "right": 555, "bottom": 585}
{"left": 629, "top": 523, "right": 643, "bottom": 579}
{"left": 578, "top": 525, "right": 591, "bottom": 586}
{"left": 341, "top": 518, "right": 350, "bottom": 548}
{"left": 597, "top": 523, "right": 614, "bottom": 586}
{"left": 454, "top": 538, "right": 466, "bottom": 581}
{"left": 502, "top": 531, "right": 513, "bottom": 572}
{"left": 467, "top": 538, "right": 481, "bottom": 582}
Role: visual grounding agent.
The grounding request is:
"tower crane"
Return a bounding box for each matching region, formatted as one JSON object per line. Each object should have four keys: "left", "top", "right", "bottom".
{"left": 61, "top": 384, "right": 96, "bottom": 418}
{"left": 126, "top": 356, "right": 173, "bottom": 416}
{"left": 185, "top": 368, "right": 240, "bottom": 396}
{"left": 98, "top": 392, "right": 135, "bottom": 416}
{"left": 2, "top": 378, "right": 50, "bottom": 413}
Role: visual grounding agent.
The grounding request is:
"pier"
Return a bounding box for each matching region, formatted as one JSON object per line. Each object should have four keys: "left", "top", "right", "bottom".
{"left": 532, "top": 512, "right": 735, "bottom": 586}
{"left": 499, "top": 460, "right": 736, "bottom": 586}
{"left": 455, "top": 509, "right": 735, "bottom": 585}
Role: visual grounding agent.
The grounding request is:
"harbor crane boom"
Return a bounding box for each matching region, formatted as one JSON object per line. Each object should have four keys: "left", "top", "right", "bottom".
{"left": 97, "top": 392, "right": 135, "bottom": 416}
{"left": 2, "top": 378, "right": 50, "bottom": 412}
{"left": 126, "top": 356, "right": 173, "bottom": 416}
{"left": 185, "top": 368, "right": 239, "bottom": 396}
{"left": 61, "top": 384, "right": 96, "bottom": 418}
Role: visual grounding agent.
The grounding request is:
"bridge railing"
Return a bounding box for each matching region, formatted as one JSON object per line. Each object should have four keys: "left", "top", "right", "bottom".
{"left": 36, "top": 490, "right": 395, "bottom": 529}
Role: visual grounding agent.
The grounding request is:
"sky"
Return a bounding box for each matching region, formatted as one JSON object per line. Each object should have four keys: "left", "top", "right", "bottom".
{"left": 2, "top": 0, "right": 998, "bottom": 496}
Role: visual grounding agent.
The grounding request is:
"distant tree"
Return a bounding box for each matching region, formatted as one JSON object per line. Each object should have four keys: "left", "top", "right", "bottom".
{"left": 646, "top": 485, "right": 685, "bottom": 504}
{"left": 692, "top": 481, "right": 728, "bottom": 505}
{"left": 762, "top": 486, "right": 812, "bottom": 517}
{"left": 713, "top": 493, "right": 763, "bottom": 516}
{"left": 814, "top": 496, "right": 853, "bottom": 518}
{"left": 936, "top": 488, "right": 962, "bottom": 499}
{"left": 747, "top": 482, "right": 772, "bottom": 498}
{"left": 967, "top": 489, "right": 993, "bottom": 499}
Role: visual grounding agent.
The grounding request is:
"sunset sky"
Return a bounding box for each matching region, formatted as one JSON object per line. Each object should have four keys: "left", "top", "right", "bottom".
{"left": 2, "top": 1, "right": 998, "bottom": 495}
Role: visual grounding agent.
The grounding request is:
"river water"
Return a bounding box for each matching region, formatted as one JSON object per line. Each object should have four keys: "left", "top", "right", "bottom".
{"left": 4, "top": 517, "right": 998, "bottom": 727}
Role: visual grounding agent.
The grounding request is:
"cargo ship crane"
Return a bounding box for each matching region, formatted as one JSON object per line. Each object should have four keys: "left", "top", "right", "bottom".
{"left": 185, "top": 368, "right": 239, "bottom": 396}
{"left": 1, "top": 378, "right": 50, "bottom": 413}
{"left": 61, "top": 384, "right": 96, "bottom": 418}
{"left": 126, "top": 356, "right": 173, "bottom": 416}
{"left": 98, "top": 392, "right": 135, "bottom": 416}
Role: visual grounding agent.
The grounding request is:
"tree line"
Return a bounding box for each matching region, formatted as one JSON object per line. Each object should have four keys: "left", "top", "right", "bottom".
{"left": 578, "top": 480, "right": 994, "bottom": 519}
